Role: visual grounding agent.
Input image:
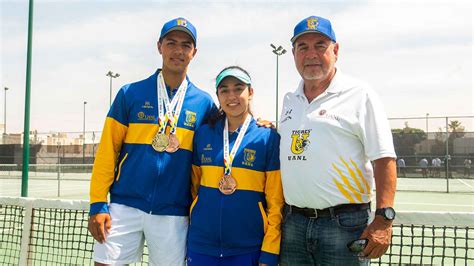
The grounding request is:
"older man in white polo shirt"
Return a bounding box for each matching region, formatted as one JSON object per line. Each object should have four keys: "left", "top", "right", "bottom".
{"left": 278, "top": 15, "right": 397, "bottom": 265}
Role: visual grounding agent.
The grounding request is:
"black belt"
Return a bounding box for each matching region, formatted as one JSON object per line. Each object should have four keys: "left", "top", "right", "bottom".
{"left": 289, "top": 203, "right": 370, "bottom": 219}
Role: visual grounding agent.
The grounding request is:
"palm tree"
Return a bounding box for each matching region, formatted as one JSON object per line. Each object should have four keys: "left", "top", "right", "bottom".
{"left": 448, "top": 120, "right": 465, "bottom": 137}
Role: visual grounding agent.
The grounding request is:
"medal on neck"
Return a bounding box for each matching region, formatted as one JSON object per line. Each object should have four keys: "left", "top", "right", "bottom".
{"left": 152, "top": 72, "right": 188, "bottom": 152}
{"left": 218, "top": 114, "right": 252, "bottom": 195}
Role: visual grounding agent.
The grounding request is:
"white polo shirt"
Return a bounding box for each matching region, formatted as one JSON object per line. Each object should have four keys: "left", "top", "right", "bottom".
{"left": 278, "top": 70, "right": 396, "bottom": 209}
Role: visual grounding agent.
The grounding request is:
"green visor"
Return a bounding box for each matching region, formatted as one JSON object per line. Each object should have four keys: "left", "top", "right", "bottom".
{"left": 215, "top": 68, "right": 252, "bottom": 89}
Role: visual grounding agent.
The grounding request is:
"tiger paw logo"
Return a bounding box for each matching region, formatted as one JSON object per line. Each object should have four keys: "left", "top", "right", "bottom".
{"left": 307, "top": 17, "right": 318, "bottom": 30}
{"left": 288, "top": 129, "right": 311, "bottom": 161}
{"left": 177, "top": 19, "right": 187, "bottom": 27}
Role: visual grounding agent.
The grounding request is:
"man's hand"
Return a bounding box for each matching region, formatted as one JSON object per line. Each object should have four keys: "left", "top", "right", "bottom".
{"left": 359, "top": 216, "right": 392, "bottom": 259}
{"left": 256, "top": 117, "right": 275, "bottom": 129}
{"left": 88, "top": 213, "right": 111, "bottom": 243}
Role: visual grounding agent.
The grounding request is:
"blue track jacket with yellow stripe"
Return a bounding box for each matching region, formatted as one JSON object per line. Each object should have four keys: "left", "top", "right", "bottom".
{"left": 89, "top": 69, "right": 215, "bottom": 216}
{"left": 189, "top": 117, "right": 284, "bottom": 266}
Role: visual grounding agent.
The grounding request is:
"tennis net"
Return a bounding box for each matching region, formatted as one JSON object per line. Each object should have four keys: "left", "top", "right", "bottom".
{"left": 1, "top": 196, "right": 472, "bottom": 265}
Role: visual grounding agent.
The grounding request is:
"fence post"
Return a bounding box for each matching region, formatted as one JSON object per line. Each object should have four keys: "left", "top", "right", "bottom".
{"left": 445, "top": 117, "right": 449, "bottom": 193}
{"left": 57, "top": 141, "right": 61, "bottom": 197}
{"left": 57, "top": 164, "right": 61, "bottom": 198}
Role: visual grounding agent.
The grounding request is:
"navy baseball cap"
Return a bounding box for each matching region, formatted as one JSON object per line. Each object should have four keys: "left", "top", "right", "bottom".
{"left": 159, "top": 17, "right": 197, "bottom": 46}
{"left": 291, "top": 16, "right": 336, "bottom": 44}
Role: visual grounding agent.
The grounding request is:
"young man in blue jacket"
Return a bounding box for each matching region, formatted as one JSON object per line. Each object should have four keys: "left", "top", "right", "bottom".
{"left": 88, "top": 17, "right": 216, "bottom": 265}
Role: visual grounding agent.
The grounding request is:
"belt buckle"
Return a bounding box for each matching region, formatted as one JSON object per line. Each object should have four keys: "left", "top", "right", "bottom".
{"left": 309, "top": 209, "right": 318, "bottom": 219}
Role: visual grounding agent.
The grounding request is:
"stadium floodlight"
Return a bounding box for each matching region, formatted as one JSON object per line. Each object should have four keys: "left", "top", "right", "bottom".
{"left": 106, "top": 71, "right": 120, "bottom": 107}
{"left": 270, "top": 43, "right": 287, "bottom": 129}
{"left": 83, "top": 101, "right": 87, "bottom": 164}
{"left": 4, "top": 87, "right": 8, "bottom": 135}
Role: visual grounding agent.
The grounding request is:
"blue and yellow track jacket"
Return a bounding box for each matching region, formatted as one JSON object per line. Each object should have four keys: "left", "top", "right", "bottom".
{"left": 89, "top": 69, "right": 215, "bottom": 216}
{"left": 188, "top": 117, "right": 284, "bottom": 266}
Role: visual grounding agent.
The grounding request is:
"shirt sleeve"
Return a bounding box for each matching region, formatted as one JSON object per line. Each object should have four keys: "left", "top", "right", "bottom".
{"left": 191, "top": 130, "right": 202, "bottom": 200}
{"left": 357, "top": 89, "right": 396, "bottom": 161}
{"left": 260, "top": 130, "right": 284, "bottom": 266}
{"left": 89, "top": 86, "right": 129, "bottom": 215}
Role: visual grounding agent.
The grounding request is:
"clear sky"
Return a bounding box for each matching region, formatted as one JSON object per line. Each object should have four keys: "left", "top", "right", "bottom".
{"left": 1, "top": 0, "right": 472, "bottom": 134}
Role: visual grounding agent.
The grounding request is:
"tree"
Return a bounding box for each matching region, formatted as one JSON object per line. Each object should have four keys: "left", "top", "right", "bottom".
{"left": 431, "top": 127, "right": 446, "bottom": 155}
{"left": 448, "top": 120, "right": 466, "bottom": 139}
{"left": 447, "top": 120, "right": 465, "bottom": 155}
{"left": 392, "top": 122, "right": 426, "bottom": 165}
{"left": 430, "top": 120, "right": 466, "bottom": 157}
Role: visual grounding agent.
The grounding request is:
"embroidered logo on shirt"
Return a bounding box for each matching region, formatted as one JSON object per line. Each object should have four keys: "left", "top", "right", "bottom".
{"left": 242, "top": 148, "right": 256, "bottom": 167}
{"left": 142, "top": 101, "right": 154, "bottom": 109}
{"left": 319, "top": 109, "right": 341, "bottom": 121}
{"left": 184, "top": 110, "right": 197, "bottom": 128}
{"left": 281, "top": 109, "right": 293, "bottom": 124}
{"left": 288, "top": 129, "right": 311, "bottom": 161}
{"left": 201, "top": 154, "right": 212, "bottom": 164}
{"left": 137, "top": 111, "right": 156, "bottom": 121}
{"left": 203, "top": 144, "right": 212, "bottom": 151}
{"left": 281, "top": 116, "right": 292, "bottom": 123}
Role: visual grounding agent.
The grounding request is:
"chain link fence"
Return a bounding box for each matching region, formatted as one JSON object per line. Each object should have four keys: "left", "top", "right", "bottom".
{"left": 0, "top": 131, "right": 102, "bottom": 165}
{"left": 1, "top": 116, "right": 473, "bottom": 193}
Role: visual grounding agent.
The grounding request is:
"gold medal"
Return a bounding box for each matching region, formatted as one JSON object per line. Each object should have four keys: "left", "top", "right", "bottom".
{"left": 152, "top": 133, "right": 169, "bottom": 152}
{"left": 166, "top": 134, "right": 180, "bottom": 153}
{"left": 218, "top": 174, "right": 237, "bottom": 195}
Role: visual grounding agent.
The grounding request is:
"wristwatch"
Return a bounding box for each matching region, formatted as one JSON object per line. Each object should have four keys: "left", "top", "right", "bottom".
{"left": 375, "top": 207, "right": 396, "bottom": 221}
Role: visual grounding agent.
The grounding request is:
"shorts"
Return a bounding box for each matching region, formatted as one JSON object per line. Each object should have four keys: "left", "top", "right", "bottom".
{"left": 93, "top": 203, "right": 188, "bottom": 265}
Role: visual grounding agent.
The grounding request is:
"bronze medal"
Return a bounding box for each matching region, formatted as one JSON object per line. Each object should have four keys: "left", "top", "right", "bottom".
{"left": 152, "top": 133, "right": 169, "bottom": 152}
{"left": 166, "top": 134, "right": 180, "bottom": 153}
{"left": 218, "top": 174, "right": 237, "bottom": 195}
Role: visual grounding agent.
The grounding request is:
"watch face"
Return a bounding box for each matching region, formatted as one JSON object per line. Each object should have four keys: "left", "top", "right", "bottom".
{"left": 385, "top": 207, "right": 396, "bottom": 220}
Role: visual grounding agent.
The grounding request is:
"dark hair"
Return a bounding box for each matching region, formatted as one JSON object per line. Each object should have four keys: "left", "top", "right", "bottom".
{"left": 209, "top": 66, "right": 253, "bottom": 127}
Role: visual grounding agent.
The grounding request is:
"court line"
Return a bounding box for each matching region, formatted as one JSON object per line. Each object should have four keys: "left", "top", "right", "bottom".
{"left": 457, "top": 178, "right": 473, "bottom": 189}
{"left": 397, "top": 202, "right": 474, "bottom": 207}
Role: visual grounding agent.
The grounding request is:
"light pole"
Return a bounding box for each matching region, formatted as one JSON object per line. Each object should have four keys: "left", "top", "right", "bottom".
{"left": 3, "top": 87, "right": 8, "bottom": 135}
{"left": 426, "top": 113, "right": 429, "bottom": 138}
{"left": 83, "top": 101, "right": 87, "bottom": 164}
{"left": 92, "top": 131, "right": 96, "bottom": 159}
{"left": 106, "top": 71, "right": 120, "bottom": 107}
{"left": 270, "top": 44, "right": 286, "bottom": 129}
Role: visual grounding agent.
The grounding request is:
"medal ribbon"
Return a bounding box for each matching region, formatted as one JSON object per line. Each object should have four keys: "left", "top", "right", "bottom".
{"left": 156, "top": 72, "right": 188, "bottom": 134}
{"left": 223, "top": 114, "right": 252, "bottom": 176}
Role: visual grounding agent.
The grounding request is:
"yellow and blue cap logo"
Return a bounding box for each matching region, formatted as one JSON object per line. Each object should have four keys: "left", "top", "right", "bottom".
{"left": 291, "top": 15, "right": 336, "bottom": 44}
{"left": 160, "top": 17, "right": 197, "bottom": 46}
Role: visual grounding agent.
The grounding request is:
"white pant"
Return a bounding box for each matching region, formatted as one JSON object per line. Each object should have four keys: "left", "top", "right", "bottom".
{"left": 93, "top": 203, "right": 188, "bottom": 265}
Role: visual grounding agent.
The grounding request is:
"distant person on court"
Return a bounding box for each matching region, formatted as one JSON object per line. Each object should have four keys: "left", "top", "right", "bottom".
{"left": 278, "top": 16, "right": 397, "bottom": 265}
{"left": 397, "top": 158, "right": 406, "bottom": 177}
{"left": 419, "top": 158, "right": 428, "bottom": 178}
{"left": 88, "top": 18, "right": 216, "bottom": 265}
{"left": 464, "top": 158, "right": 472, "bottom": 177}
{"left": 431, "top": 157, "right": 441, "bottom": 177}
{"left": 187, "top": 66, "right": 284, "bottom": 266}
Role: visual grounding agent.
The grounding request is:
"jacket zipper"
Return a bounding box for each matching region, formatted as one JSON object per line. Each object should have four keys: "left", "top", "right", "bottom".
{"left": 150, "top": 151, "right": 161, "bottom": 214}
{"left": 219, "top": 194, "right": 224, "bottom": 257}
{"left": 115, "top": 153, "right": 128, "bottom": 181}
